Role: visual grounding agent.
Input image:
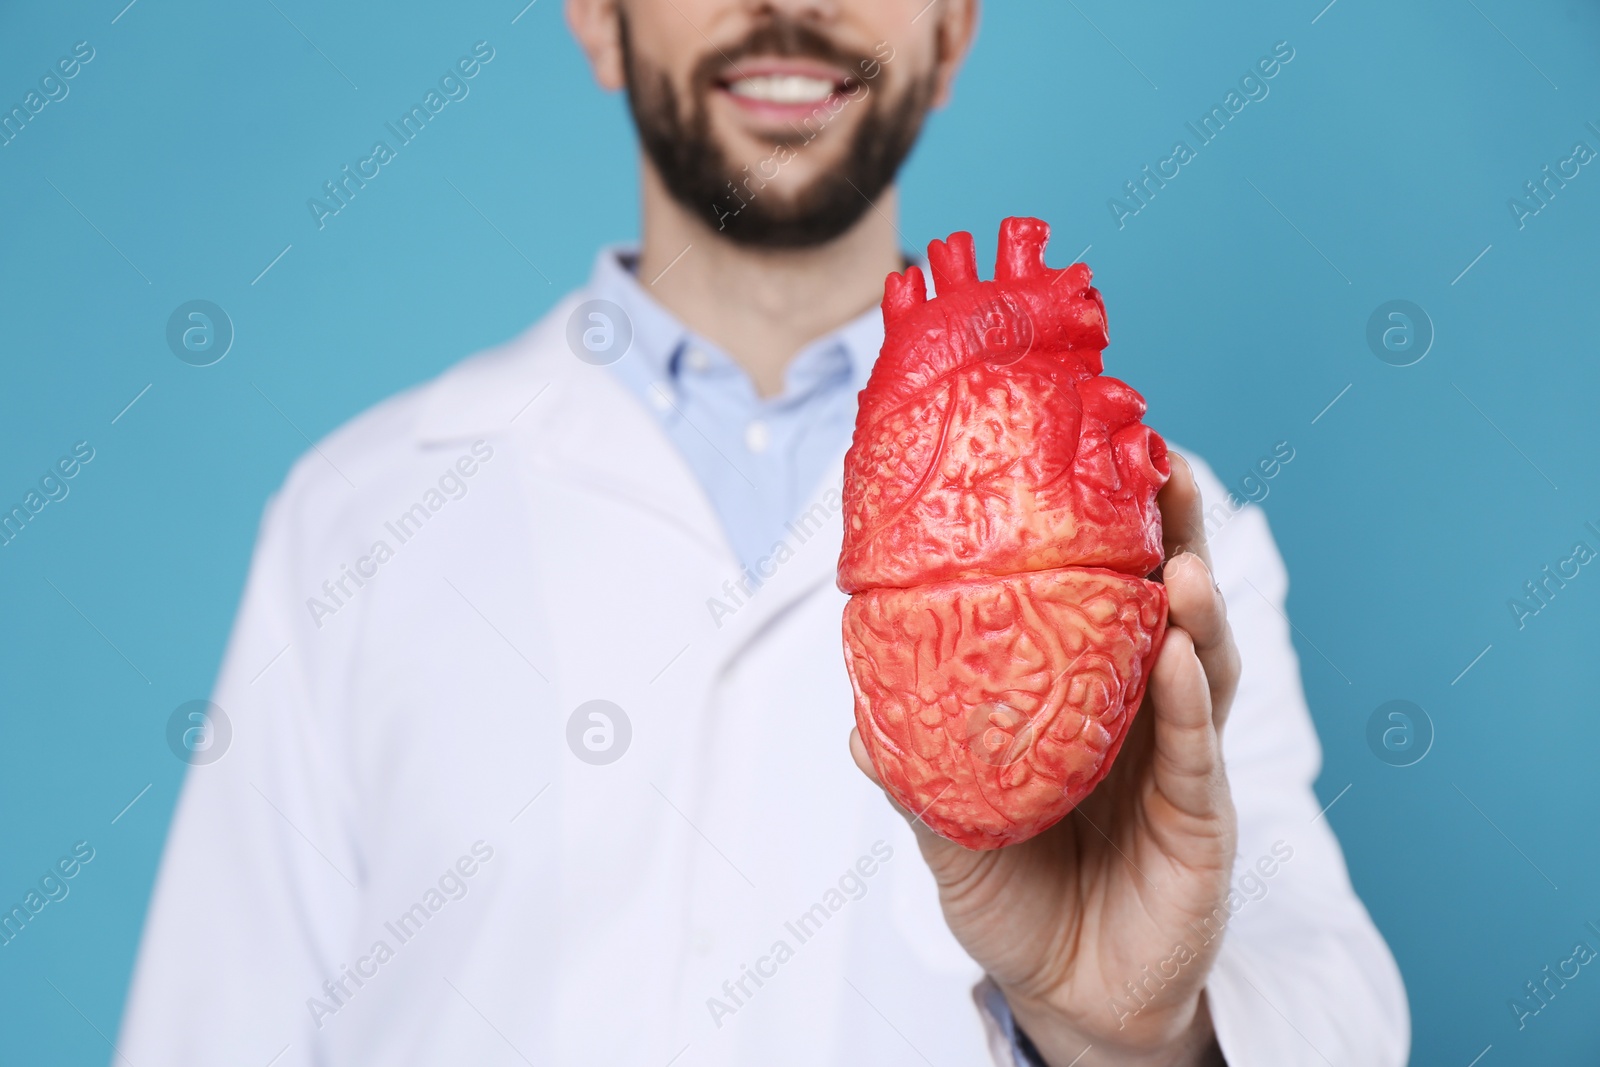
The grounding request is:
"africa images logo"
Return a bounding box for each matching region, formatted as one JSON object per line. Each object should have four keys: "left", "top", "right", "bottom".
{"left": 305, "top": 841, "right": 495, "bottom": 1028}
{"left": 1107, "top": 41, "right": 1296, "bottom": 229}
{"left": 704, "top": 479, "right": 843, "bottom": 628}
{"left": 304, "top": 441, "right": 494, "bottom": 628}
{"left": 705, "top": 841, "right": 893, "bottom": 1029}
{"left": 306, "top": 42, "right": 496, "bottom": 230}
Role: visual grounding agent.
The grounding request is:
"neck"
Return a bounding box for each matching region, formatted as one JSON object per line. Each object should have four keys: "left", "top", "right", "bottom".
{"left": 634, "top": 161, "right": 902, "bottom": 399}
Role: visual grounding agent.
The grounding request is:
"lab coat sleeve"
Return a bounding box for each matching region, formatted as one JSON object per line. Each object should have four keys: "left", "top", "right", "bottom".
{"left": 117, "top": 477, "right": 363, "bottom": 1066}
{"left": 1190, "top": 453, "right": 1410, "bottom": 1067}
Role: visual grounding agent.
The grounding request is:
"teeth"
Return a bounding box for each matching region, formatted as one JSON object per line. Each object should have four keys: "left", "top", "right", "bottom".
{"left": 726, "top": 74, "right": 837, "bottom": 104}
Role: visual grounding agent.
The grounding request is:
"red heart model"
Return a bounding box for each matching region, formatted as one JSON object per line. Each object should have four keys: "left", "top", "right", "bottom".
{"left": 838, "top": 217, "right": 1170, "bottom": 850}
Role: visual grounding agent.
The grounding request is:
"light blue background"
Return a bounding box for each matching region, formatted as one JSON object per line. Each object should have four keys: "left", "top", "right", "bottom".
{"left": 2, "top": 0, "right": 1597, "bottom": 1063}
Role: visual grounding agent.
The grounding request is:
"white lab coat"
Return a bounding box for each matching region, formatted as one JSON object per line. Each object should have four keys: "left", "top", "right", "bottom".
{"left": 118, "top": 290, "right": 1409, "bottom": 1066}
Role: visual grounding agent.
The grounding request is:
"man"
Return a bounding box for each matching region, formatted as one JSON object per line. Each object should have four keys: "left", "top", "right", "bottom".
{"left": 119, "top": 1, "right": 1408, "bottom": 1064}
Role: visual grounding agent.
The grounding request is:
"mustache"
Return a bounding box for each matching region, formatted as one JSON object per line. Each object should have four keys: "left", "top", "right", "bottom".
{"left": 692, "top": 17, "right": 874, "bottom": 91}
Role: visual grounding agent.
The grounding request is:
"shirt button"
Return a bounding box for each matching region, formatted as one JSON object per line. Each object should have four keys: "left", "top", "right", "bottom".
{"left": 692, "top": 928, "right": 715, "bottom": 956}
{"left": 744, "top": 420, "right": 770, "bottom": 453}
{"left": 684, "top": 347, "right": 711, "bottom": 373}
{"left": 649, "top": 384, "right": 673, "bottom": 412}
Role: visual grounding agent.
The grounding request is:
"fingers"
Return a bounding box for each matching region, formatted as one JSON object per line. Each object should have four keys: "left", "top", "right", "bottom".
{"left": 1146, "top": 627, "right": 1225, "bottom": 820}
{"left": 1163, "top": 552, "right": 1241, "bottom": 731}
{"left": 1158, "top": 453, "right": 1240, "bottom": 730}
{"left": 1148, "top": 463, "right": 1239, "bottom": 818}
{"left": 848, "top": 727, "right": 882, "bottom": 786}
{"left": 1158, "top": 453, "right": 1213, "bottom": 572}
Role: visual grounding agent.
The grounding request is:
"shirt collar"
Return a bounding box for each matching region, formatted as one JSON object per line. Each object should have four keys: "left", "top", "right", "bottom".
{"left": 585, "top": 244, "right": 886, "bottom": 400}
{"left": 587, "top": 245, "right": 691, "bottom": 385}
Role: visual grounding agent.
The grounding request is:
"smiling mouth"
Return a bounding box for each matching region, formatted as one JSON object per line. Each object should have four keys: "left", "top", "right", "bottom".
{"left": 724, "top": 73, "right": 849, "bottom": 104}
{"left": 714, "top": 61, "right": 859, "bottom": 113}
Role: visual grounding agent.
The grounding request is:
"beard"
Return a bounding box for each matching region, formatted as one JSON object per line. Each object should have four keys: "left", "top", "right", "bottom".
{"left": 619, "top": 14, "right": 938, "bottom": 249}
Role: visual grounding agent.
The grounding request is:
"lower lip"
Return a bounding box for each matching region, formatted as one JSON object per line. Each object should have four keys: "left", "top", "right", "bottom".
{"left": 715, "top": 85, "right": 850, "bottom": 124}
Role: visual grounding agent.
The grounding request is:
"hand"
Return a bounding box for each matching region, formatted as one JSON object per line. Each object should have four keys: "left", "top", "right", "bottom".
{"left": 849, "top": 453, "right": 1241, "bottom": 1067}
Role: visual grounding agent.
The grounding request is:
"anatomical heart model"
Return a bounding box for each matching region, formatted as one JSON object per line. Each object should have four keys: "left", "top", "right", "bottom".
{"left": 838, "top": 217, "right": 1171, "bottom": 850}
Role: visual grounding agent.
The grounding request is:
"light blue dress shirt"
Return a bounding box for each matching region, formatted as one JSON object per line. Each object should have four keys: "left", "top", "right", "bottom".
{"left": 588, "top": 246, "right": 1044, "bottom": 1067}
{"left": 587, "top": 247, "right": 881, "bottom": 572}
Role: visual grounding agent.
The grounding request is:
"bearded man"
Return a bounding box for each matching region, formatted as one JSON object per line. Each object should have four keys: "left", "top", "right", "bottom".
{"left": 118, "top": 3, "right": 1408, "bottom": 1064}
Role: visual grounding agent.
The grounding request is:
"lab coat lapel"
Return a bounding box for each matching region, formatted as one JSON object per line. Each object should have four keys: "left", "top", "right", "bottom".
{"left": 414, "top": 294, "right": 856, "bottom": 681}
{"left": 415, "top": 296, "right": 732, "bottom": 568}
{"left": 701, "top": 449, "right": 850, "bottom": 675}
